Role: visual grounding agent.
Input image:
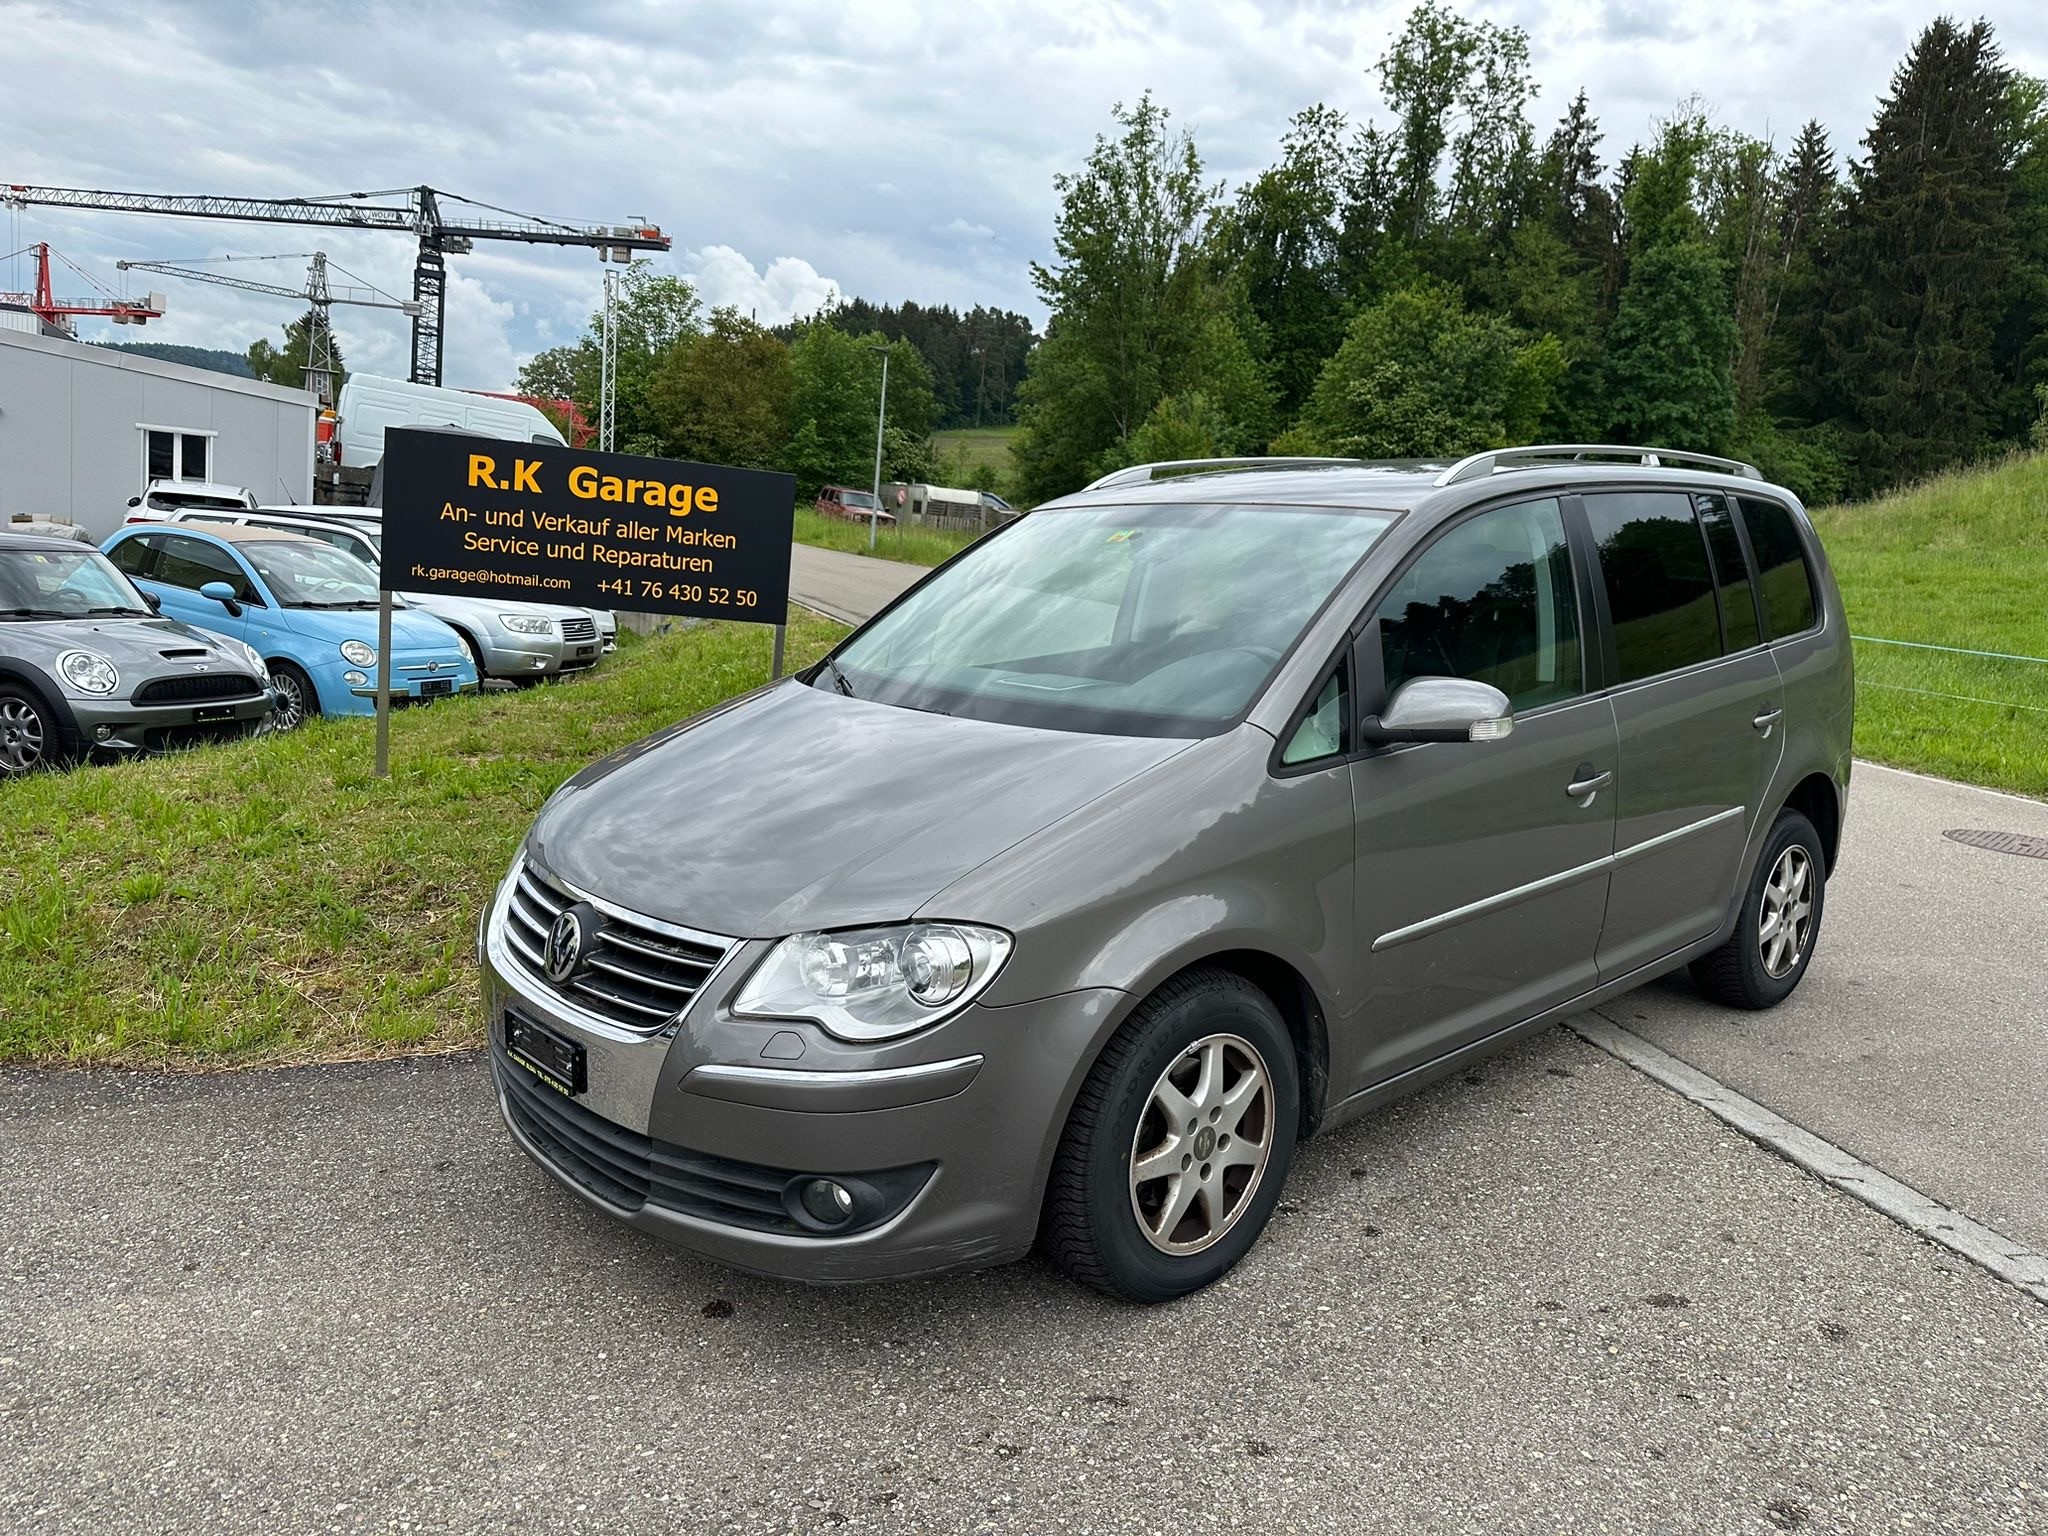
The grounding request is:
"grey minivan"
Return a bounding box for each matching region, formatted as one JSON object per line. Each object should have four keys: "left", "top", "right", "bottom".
{"left": 481, "top": 445, "right": 1853, "bottom": 1301}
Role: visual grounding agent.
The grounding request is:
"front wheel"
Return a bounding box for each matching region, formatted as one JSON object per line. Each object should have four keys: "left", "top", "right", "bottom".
{"left": 0, "top": 685, "right": 65, "bottom": 774}
{"left": 1041, "top": 968, "right": 1299, "bottom": 1302}
{"left": 267, "top": 661, "right": 318, "bottom": 730}
{"left": 1689, "top": 808, "right": 1826, "bottom": 1009}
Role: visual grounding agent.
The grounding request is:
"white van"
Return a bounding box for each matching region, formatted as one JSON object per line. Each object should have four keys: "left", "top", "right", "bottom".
{"left": 335, "top": 375, "right": 567, "bottom": 469}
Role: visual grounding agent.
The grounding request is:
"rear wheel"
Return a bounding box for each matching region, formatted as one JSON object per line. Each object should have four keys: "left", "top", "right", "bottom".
{"left": 0, "top": 685, "right": 65, "bottom": 774}
{"left": 1690, "top": 808, "right": 1826, "bottom": 1009}
{"left": 267, "top": 661, "right": 317, "bottom": 730}
{"left": 1041, "top": 968, "right": 1299, "bottom": 1302}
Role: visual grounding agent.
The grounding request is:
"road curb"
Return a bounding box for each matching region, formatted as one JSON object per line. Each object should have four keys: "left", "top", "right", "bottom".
{"left": 1568, "top": 1012, "right": 2048, "bottom": 1306}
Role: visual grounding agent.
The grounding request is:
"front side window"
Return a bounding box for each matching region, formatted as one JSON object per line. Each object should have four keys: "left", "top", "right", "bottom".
{"left": 1582, "top": 492, "right": 1720, "bottom": 683}
{"left": 0, "top": 547, "right": 151, "bottom": 616}
{"left": 830, "top": 501, "right": 1397, "bottom": 736}
{"left": 240, "top": 539, "right": 382, "bottom": 608}
{"left": 1377, "top": 497, "right": 1582, "bottom": 712}
{"left": 152, "top": 535, "right": 257, "bottom": 600}
{"left": 1738, "top": 497, "right": 1820, "bottom": 638}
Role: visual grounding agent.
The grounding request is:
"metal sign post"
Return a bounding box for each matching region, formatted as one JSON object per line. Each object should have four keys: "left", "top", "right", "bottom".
{"left": 372, "top": 590, "right": 393, "bottom": 778}
{"left": 770, "top": 622, "right": 786, "bottom": 681}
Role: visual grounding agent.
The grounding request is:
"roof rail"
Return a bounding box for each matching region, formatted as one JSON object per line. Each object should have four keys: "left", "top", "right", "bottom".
{"left": 1083, "top": 456, "right": 1365, "bottom": 493}
{"left": 1432, "top": 444, "right": 1763, "bottom": 488}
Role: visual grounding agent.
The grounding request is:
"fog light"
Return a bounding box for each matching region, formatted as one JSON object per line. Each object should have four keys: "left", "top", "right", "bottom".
{"left": 798, "top": 1178, "right": 854, "bottom": 1226}
{"left": 343, "top": 669, "right": 369, "bottom": 687}
{"left": 95, "top": 724, "right": 114, "bottom": 741}
{"left": 529, "top": 656, "right": 547, "bottom": 671}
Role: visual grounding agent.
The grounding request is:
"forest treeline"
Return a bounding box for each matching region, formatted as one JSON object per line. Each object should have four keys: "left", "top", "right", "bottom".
{"left": 1010, "top": 8, "right": 2048, "bottom": 505}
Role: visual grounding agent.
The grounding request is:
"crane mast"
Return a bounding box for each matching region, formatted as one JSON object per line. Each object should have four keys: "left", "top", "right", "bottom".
{"left": 4, "top": 182, "right": 668, "bottom": 385}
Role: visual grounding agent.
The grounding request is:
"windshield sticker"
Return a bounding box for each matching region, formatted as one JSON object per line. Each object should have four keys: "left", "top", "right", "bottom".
{"left": 1105, "top": 529, "right": 1139, "bottom": 544}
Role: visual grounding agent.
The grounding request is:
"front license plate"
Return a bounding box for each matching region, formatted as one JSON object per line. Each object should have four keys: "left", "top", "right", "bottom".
{"left": 192, "top": 704, "right": 236, "bottom": 723}
{"left": 505, "top": 1011, "right": 586, "bottom": 1096}
{"left": 420, "top": 677, "right": 454, "bottom": 698}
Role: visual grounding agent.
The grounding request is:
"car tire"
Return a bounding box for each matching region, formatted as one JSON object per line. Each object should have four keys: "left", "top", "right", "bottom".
{"left": 1041, "top": 967, "right": 1299, "bottom": 1303}
{"left": 267, "top": 661, "right": 318, "bottom": 730}
{"left": 1689, "top": 808, "right": 1826, "bottom": 1010}
{"left": 0, "top": 683, "right": 67, "bottom": 775}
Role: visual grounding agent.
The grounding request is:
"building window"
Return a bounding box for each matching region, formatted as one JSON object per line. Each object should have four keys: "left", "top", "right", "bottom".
{"left": 140, "top": 427, "right": 216, "bottom": 486}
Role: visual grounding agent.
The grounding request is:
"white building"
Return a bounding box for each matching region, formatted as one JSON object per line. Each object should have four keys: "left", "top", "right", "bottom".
{"left": 0, "top": 328, "right": 315, "bottom": 540}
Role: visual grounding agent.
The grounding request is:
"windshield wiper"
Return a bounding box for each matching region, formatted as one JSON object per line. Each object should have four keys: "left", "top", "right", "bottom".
{"left": 0, "top": 607, "right": 71, "bottom": 620}
{"left": 84, "top": 606, "right": 154, "bottom": 617}
{"left": 820, "top": 656, "right": 856, "bottom": 698}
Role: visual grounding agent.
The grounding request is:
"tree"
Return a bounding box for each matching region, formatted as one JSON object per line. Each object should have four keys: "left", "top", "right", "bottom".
{"left": 1823, "top": 17, "right": 2020, "bottom": 491}
{"left": 1296, "top": 280, "right": 1562, "bottom": 457}
{"left": 1603, "top": 109, "right": 1737, "bottom": 451}
{"left": 245, "top": 309, "right": 346, "bottom": 397}
{"left": 783, "top": 324, "right": 935, "bottom": 497}
{"left": 1996, "top": 75, "right": 2048, "bottom": 441}
{"left": 517, "top": 266, "right": 703, "bottom": 454}
{"left": 647, "top": 307, "right": 793, "bottom": 470}
{"left": 1010, "top": 95, "right": 1273, "bottom": 501}
{"left": 817, "top": 298, "right": 1037, "bottom": 427}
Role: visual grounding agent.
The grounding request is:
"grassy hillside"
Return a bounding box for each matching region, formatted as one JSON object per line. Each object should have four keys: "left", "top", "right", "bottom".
{"left": 932, "top": 425, "right": 1020, "bottom": 486}
{"left": 1811, "top": 451, "right": 2048, "bottom": 795}
{"left": 0, "top": 613, "right": 844, "bottom": 1067}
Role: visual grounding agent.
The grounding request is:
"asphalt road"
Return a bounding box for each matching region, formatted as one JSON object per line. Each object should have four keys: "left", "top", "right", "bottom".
{"left": 6, "top": 1029, "right": 2045, "bottom": 1536}
{"left": 1624, "top": 763, "right": 2048, "bottom": 1254}
{"left": 786, "top": 543, "right": 923, "bottom": 627}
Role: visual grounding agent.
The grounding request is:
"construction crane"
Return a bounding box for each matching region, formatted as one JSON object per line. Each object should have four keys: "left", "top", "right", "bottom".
{"left": 2, "top": 183, "right": 668, "bottom": 385}
{"left": 0, "top": 241, "right": 164, "bottom": 334}
{"left": 116, "top": 251, "right": 419, "bottom": 405}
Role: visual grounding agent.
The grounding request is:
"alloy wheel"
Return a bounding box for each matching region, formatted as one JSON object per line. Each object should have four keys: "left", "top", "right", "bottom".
{"left": 270, "top": 669, "right": 307, "bottom": 730}
{"left": 1758, "top": 844, "right": 1815, "bottom": 979}
{"left": 0, "top": 698, "right": 47, "bottom": 773}
{"left": 1128, "top": 1033, "right": 1274, "bottom": 1255}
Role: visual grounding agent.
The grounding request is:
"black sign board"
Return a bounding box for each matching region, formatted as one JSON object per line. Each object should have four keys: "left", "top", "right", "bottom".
{"left": 379, "top": 428, "right": 794, "bottom": 622}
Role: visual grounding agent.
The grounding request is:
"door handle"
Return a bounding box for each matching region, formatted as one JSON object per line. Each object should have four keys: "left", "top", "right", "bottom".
{"left": 1566, "top": 768, "right": 1612, "bottom": 806}
{"left": 1752, "top": 705, "right": 1784, "bottom": 736}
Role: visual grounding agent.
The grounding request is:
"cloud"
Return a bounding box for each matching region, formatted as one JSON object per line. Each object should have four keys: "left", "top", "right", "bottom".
{"left": 2, "top": 0, "right": 2042, "bottom": 393}
{"left": 680, "top": 246, "right": 842, "bottom": 325}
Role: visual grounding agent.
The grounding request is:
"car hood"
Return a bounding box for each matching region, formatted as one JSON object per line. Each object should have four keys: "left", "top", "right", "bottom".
{"left": 402, "top": 592, "right": 587, "bottom": 622}
{"left": 531, "top": 679, "right": 1191, "bottom": 937}
{"left": 277, "top": 603, "right": 455, "bottom": 650}
{"left": 3, "top": 613, "right": 264, "bottom": 676}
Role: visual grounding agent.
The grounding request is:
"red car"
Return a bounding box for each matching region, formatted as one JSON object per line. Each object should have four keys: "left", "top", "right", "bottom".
{"left": 815, "top": 486, "right": 895, "bottom": 524}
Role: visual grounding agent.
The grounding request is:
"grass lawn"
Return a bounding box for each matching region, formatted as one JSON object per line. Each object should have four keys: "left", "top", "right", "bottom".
{"left": 1810, "top": 451, "right": 2048, "bottom": 797}
{"left": 932, "top": 425, "right": 1019, "bottom": 483}
{"left": 791, "top": 505, "right": 981, "bottom": 568}
{"left": 0, "top": 610, "right": 845, "bottom": 1068}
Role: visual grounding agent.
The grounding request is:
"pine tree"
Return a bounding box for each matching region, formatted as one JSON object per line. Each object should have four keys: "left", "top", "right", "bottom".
{"left": 1767, "top": 120, "right": 1840, "bottom": 425}
{"left": 1823, "top": 18, "right": 2020, "bottom": 490}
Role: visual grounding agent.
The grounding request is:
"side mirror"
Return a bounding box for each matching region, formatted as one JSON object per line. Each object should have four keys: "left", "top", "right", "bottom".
{"left": 127, "top": 495, "right": 142, "bottom": 508}
{"left": 1362, "top": 677, "right": 1514, "bottom": 745}
{"left": 198, "top": 580, "right": 243, "bottom": 617}
{"left": 141, "top": 591, "right": 162, "bottom": 613}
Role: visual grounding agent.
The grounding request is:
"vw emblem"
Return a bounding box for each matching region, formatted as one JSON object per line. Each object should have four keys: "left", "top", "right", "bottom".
{"left": 544, "top": 902, "right": 600, "bottom": 984}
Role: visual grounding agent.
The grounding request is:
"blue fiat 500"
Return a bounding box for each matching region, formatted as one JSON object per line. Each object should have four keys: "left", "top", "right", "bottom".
{"left": 102, "top": 522, "right": 477, "bottom": 727}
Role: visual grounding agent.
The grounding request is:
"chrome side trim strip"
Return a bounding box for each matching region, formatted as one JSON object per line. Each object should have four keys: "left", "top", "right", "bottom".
{"left": 1371, "top": 853, "right": 1613, "bottom": 952}
{"left": 1612, "top": 805, "right": 1746, "bottom": 865}
{"left": 1371, "top": 806, "right": 1747, "bottom": 952}
{"left": 690, "top": 1056, "right": 985, "bottom": 1088}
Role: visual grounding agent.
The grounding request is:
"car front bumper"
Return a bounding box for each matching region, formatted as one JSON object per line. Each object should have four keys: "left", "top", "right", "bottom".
{"left": 67, "top": 687, "right": 275, "bottom": 755}
{"left": 477, "top": 875, "right": 1119, "bottom": 1284}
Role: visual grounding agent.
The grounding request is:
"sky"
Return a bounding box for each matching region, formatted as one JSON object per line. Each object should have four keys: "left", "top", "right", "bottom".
{"left": 3, "top": 0, "right": 2044, "bottom": 392}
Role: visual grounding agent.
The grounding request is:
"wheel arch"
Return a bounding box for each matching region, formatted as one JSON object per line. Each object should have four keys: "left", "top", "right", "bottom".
{"left": 0, "top": 659, "right": 83, "bottom": 748}
{"left": 1781, "top": 770, "right": 1842, "bottom": 873}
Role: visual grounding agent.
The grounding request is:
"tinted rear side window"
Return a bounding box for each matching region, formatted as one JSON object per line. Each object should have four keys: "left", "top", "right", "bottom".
{"left": 1695, "top": 493, "right": 1761, "bottom": 651}
{"left": 1582, "top": 492, "right": 1720, "bottom": 683}
{"left": 1738, "top": 497, "right": 1819, "bottom": 638}
{"left": 106, "top": 535, "right": 160, "bottom": 579}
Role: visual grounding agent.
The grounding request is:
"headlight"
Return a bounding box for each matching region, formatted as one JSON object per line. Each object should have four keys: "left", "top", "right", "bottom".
{"left": 732, "top": 923, "right": 1012, "bottom": 1042}
{"left": 451, "top": 629, "right": 475, "bottom": 663}
{"left": 57, "top": 650, "right": 119, "bottom": 696}
{"left": 339, "top": 639, "right": 377, "bottom": 667}
{"left": 233, "top": 639, "right": 267, "bottom": 674}
{"left": 498, "top": 614, "right": 554, "bottom": 635}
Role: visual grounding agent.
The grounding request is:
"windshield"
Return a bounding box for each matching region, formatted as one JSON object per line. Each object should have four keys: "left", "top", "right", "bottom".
{"left": 837, "top": 490, "right": 878, "bottom": 509}
{"left": 241, "top": 539, "right": 382, "bottom": 608}
{"left": 829, "top": 501, "right": 1397, "bottom": 736}
{"left": 0, "top": 546, "right": 151, "bottom": 617}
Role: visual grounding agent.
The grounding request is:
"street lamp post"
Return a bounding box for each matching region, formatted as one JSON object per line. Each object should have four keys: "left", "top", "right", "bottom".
{"left": 867, "top": 342, "right": 890, "bottom": 551}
